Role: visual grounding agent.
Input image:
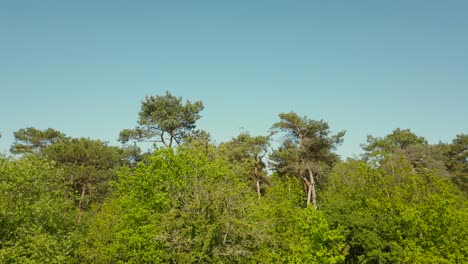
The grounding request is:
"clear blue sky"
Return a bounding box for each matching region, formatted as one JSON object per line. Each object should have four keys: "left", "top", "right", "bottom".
{"left": 1, "top": 0, "right": 467, "bottom": 158}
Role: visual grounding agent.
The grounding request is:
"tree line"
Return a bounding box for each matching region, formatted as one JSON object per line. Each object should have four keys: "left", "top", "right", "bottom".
{"left": 1, "top": 92, "right": 467, "bottom": 263}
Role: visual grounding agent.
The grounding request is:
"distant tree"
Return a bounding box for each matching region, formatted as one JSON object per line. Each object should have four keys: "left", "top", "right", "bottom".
{"left": 10, "top": 127, "right": 66, "bottom": 155}
{"left": 362, "top": 128, "right": 427, "bottom": 156}
{"left": 438, "top": 134, "right": 468, "bottom": 193}
{"left": 44, "top": 137, "right": 124, "bottom": 223}
{"left": 220, "top": 133, "right": 270, "bottom": 199}
{"left": 119, "top": 92, "right": 204, "bottom": 148}
{"left": 270, "top": 112, "right": 345, "bottom": 208}
{"left": 182, "top": 129, "right": 212, "bottom": 146}
{"left": 362, "top": 128, "right": 449, "bottom": 178}
{"left": 361, "top": 128, "right": 428, "bottom": 164}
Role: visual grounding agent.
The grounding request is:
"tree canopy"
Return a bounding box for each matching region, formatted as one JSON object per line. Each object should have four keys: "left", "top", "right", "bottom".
{"left": 119, "top": 92, "right": 204, "bottom": 148}
{"left": 219, "top": 132, "right": 270, "bottom": 199}
{"left": 271, "top": 112, "right": 345, "bottom": 208}
{"left": 1, "top": 93, "right": 466, "bottom": 263}
{"left": 10, "top": 127, "right": 65, "bottom": 155}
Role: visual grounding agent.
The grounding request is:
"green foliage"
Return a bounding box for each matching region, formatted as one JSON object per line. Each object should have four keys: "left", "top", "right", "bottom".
{"left": 393, "top": 144, "right": 448, "bottom": 176}
{"left": 119, "top": 92, "right": 204, "bottom": 147}
{"left": 271, "top": 112, "right": 345, "bottom": 207}
{"left": 272, "top": 112, "right": 345, "bottom": 160}
{"left": 253, "top": 176, "right": 346, "bottom": 263}
{"left": 362, "top": 128, "right": 427, "bottom": 155}
{"left": 0, "top": 156, "right": 77, "bottom": 263}
{"left": 362, "top": 128, "right": 428, "bottom": 166}
{"left": 10, "top": 127, "right": 65, "bottom": 155}
{"left": 322, "top": 158, "right": 468, "bottom": 263}
{"left": 80, "top": 144, "right": 264, "bottom": 263}
{"left": 219, "top": 132, "right": 270, "bottom": 197}
{"left": 2, "top": 100, "right": 465, "bottom": 263}
{"left": 271, "top": 111, "right": 345, "bottom": 175}
{"left": 44, "top": 137, "right": 125, "bottom": 223}
{"left": 363, "top": 129, "right": 467, "bottom": 194}
{"left": 45, "top": 137, "right": 123, "bottom": 168}
{"left": 78, "top": 149, "right": 174, "bottom": 263}
{"left": 438, "top": 134, "right": 468, "bottom": 193}
{"left": 78, "top": 198, "right": 164, "bottom": 263}
{"left": 156, "top": 146, "right": 264, "bottom": 262}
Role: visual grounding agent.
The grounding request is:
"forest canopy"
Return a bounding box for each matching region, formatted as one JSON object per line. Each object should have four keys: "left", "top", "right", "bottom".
{"left": 1, "top": 92, "right": 467, "bottom": 263}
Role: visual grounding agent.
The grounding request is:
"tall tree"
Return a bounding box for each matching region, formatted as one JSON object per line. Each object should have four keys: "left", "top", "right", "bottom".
{"left": 271, "top": 112, "right": 345, "bottom": 208}
{"left": 219, "top": 133, "right": 270, "bottom": 199}
{"left": 362, "top": 128, "right": 427, "bottom": 155}
{"left": 44, "top": 137, "right": 124, "bottom": 223}
{"left": 362, "top": 128, "right": 449, "bottom": 178}
{"left": 119, "top": 92, "right": 204, "bottom": 148}
{"left": 361, "top": 128, "right": 428, "bottom": 164}
{"left": 10, "top": 127, "right": 65, "bottom": 155}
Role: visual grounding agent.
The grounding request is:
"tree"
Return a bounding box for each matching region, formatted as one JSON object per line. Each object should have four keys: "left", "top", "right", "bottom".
{"left": 44, "top": 137, "right": 124, "bottom": 223}
{"left": 362, "top": 128, "right": 451, "bottom": 180}
{"left": 362, "top": 128, "right": 429, "bottom": 165}
{"left": 322, "top": 158, "right": 468, "bottom": 263}
{"left": 219, "top": 132, "right": 270, "bottom": 199}
{"left": 252, "top": 175, "right": 346, "bottom": 263}
{"left": 155, "top": 145, "right": 264, "bottom": 262}
{"left": 271, "top": 112, "right": 345, "bottom": 208}
{"left": 119, "top": 92, "right": 204, "bottom": 148}
{"left": 80, "top": 143, "right": 265, "bottom": 263}
{"left": 10, "top": 127, "right": 66, "bottom": 155}
{"left": 438, "top": 134, "right": 468, "bottom": 193}
{"left": 0, "top": 156, "right": 77, "bottom": 263}
{"left": 362, "top": 128, "right": 427, "bottom": 156}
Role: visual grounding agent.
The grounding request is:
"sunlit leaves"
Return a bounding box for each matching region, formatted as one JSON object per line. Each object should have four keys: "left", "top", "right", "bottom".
{"left": 0, "top": 157, "right": 77, "bottom": 263}
{"left": 322, "top": 158, "right": 468, "bottom": 263}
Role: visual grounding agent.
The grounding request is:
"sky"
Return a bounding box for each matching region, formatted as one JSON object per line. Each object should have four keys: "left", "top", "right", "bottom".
{"left": 1, "top": 0, "right": 467, "bottom": 158}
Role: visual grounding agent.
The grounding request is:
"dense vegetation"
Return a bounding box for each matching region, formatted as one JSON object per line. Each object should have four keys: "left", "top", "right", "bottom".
{"left": 1, "top": 92, "right": 467, "bottom": 263}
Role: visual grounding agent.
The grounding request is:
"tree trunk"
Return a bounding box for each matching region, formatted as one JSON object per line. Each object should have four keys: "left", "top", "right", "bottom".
{"left": 254, "top": 158, "right": 261, "bottom": 199}
{"left": 306, "top": 164, "right": 317, "bottom": 209}
{"left": 306, "top": 182, "right": 312, "bottom": 206}
{"left": 77, "top": 184, "right": 87, "bottom": 223}
{"left": 256, "top": 180, "right": 261, "bottom": 200}
{"left": 160, "top": 132, "right": 168, "bottom": 147}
